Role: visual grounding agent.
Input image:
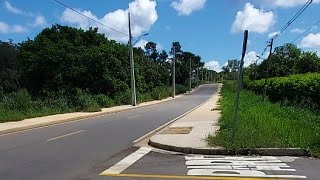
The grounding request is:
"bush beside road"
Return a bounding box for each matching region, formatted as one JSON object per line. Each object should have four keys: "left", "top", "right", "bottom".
{"left": 0, "top": 85, "right": 191, "bottom": 123}
{"left": 207, "top": 81, "right": 320, "bottom": 157}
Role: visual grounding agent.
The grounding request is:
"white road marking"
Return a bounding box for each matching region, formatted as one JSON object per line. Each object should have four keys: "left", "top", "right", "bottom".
{"left": 188, "top": 169, "right": 306, "bottom": 178}
{"left": 100, "top": 147, "right": 152, "bottom": 175}
{"left": 128, "top": 115, "right": 141, "bottom": 119}
{"left": 186, "top": 160, "right": 285, "bottom": 166}
{"left": 46, "top": 130, "right": 85, "bottom": 141}
{"left": 185, "top": 155, "right": 278, "bottom": 161}
{"left": 187, "top": 165, "right": 295, "bottom": 171}
{"left": 185, "top": 155, "right": 306, "bottom": 179}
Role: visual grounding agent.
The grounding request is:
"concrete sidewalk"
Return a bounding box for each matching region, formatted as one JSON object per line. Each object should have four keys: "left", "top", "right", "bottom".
{"left": 149, "top": 84, "right": 222, "bottom": 152}
{"left": 0, "top": 93, "right": 187, "bottom": 136}
{"left": 149, "top": 84, "right": 308, "bottom": 156}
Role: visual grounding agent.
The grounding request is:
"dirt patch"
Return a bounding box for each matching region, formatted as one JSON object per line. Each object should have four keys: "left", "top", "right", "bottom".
{"left": 160, "top": 127, "right": 192, "bottom": 134}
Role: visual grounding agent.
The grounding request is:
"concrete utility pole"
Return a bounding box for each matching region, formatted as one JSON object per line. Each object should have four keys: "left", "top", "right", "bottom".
{"left": 201, "top": 68, "right": 204, "bottom": 81}
{"left": 232, "top": 30, "right": 248, "bottom": 140}
{"left": 262, "top": 38, "right": 274, "bottom": 101}
{"left": 205, "top": 70, "right": 208, "bottom": 82}
{"left": 172, "top": 46, "right": 176, "bottom": 98}
{"left": 128, "top": 13, "right": 136, "bottom": 106}
{"left": 197, "top": 61, "right": 199, "bottom": 87}
{"left": 189, "top": 57, "right": 192, "bottom": 92}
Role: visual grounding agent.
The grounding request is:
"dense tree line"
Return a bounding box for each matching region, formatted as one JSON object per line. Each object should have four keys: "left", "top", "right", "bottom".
{"left": 245, "top": 43, "right": 320, "bottom": 80}
{"left": 0, "top": 25, "right": 206, "bottom": 121}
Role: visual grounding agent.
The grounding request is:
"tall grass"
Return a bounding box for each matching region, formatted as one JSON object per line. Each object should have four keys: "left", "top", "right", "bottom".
{"left": 0, "top": 85, "right": 189, "bottom": 123}
{"left": 207, "top": 81, "right": 320, "bottom": 157}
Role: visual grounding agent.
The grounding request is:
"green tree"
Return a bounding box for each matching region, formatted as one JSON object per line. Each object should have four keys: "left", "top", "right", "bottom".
{"left": 293, "top": 51, "right": 320, "bottom": 74}
{"left": 0, "top": 40, "right": 21, "bottom": 93}
{"left": 144, "top": 41, "right": 158, "bottom": 63}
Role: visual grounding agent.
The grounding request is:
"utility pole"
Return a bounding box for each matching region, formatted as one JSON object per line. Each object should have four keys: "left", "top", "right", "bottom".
{"left": 201, "top": 68, "right": 204, "bottom": 81}
{"left": 189, "top": 57, "right": 192, "bottom": 92}
{"left": 128, "top": 13, "right": 136, "bottom": 106}
{"left": 232, "top": 30, "right": 248, "bottom": 141}
{"left": 172, "top": 46, "right": 176, "bottom": 98}
{"left": 197, "top": 61, "right": 199, "bottom": 87}
{"left": 262, "top": 38, "right": 273, "bottom": 101}
{"left": 205, "top": 70, "right": 208, "bottom": 82}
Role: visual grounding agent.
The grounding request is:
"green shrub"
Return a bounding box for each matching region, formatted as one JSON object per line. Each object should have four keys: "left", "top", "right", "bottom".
{"left": 137, "top": 92, "right": 152, "bottom": 103}
{"left": 94, "top": 94, "right": 115, "bottom": 108}
{"left": 4, "top": 89, "right": 32, "bottom": 111}
{"left": 244, "top": 73, "right": 320, "bottom": 110}
{"left": 207, "top": 81, "right": 320, "bottom": 157}
{"left": 0, "top": 88, "right": 4, "bottom": 103}
{"left": 113, "top": 89, "right": 131, "bottom": 105}
{"left": 71, "top": 89, "right": 100, "bottom": 112}
{"left": 150, "top": 86, "right": 171, "bottom": 100}
{"left": 176, "top": 84, "right": 188, "bottom": 94}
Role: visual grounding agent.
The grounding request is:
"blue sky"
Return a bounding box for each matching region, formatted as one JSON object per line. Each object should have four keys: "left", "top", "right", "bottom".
{"left": 1, "top": 0, "right": 320, "bottom": 71}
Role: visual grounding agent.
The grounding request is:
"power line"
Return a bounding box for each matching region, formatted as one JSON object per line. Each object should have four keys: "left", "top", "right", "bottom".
{"left": 51, "top": 0, "right": 130, "bottom": 38}
{"left": 291, "top": 20, "right": 320, "bottom": 44}
{"left": 259, "top": 0, "right": 313, "bottom": 57}
{"left": 270, "top": 0, "right": 313, "bottom": 40}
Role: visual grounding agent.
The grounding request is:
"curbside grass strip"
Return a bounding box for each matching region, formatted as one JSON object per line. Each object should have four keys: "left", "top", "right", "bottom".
{"left": 0, "top": 86, "right": 205, "bottom": 136}
{"left": 148, "top": 139, "right": 310, "bottom": 156}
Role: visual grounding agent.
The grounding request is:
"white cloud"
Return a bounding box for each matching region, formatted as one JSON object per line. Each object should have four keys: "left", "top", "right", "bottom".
{"left": 290, "top": 28, "right": 305, "bottom": 34}
{"left": 30, "top": 15, "right": 47, "bottom": 27}
{"left": 171, "top": 0, "right": 207, "bottom": 16}
{"left": 262, "top": 0, "right": 320, "bottom": 8}
{"left": 157, "top": 43, "right": 164, "bottom": 51}
{"left": 268, "top": 31, "right": 280, "bottom": 38}
{"left": 0, "top": 21, "right": 27, "bottom": 34}
{"left": 244, "top": 51, "right": 259, "bottom": 67}
{"left": 4, "top": 1, "right": 23, "bottom": 15}
{"left": 204, "top": 60, "right": 222, "bottom": 72}
{"left": 4, "top": 1, "right": 33, "bottom": 16}
{"left": 299, "top": 33, "right": 320, "bottom": 49}
{"left": 60, "top": 0, "right": 158, "bottom": 42}
{"left": 232, "top": 3, "right": 275, "bottom": 34}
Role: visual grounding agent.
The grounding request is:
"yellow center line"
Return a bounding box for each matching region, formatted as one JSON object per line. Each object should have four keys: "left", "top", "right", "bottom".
{"left": 46, "top": 130, "right": 86, "bottom": 141}
{"left": 100, "top": 173, "right": 287, "bottom": 180}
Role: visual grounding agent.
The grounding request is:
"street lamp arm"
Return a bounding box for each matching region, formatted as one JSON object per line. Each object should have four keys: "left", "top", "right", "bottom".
{"left": 133, "top": 33, "right": 149, "bottom": 46}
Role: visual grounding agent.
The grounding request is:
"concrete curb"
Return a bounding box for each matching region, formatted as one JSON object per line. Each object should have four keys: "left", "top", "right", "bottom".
{"left": 133, "top": 84, "right": 221, "bottom": 144}
{"left": 0, "top": 86, "right": 204, "bottom": 136}
{"left": 148, "top": 139, "right": 310, "bottom": 156}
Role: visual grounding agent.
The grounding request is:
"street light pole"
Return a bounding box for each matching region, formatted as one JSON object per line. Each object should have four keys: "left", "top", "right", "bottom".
{"left": 197, "top": 61, "right": 199, "bottom": 87}
{"left": 172, "top": 47, "right": 176, "bottom": 98}
{"left": 189, "top": 57, "right": 192, "bottom": 92}
{"left": 128, "top": 12, "right": 136, "bottom": 106}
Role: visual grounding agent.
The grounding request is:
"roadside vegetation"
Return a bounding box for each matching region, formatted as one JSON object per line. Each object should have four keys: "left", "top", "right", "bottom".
{"left": 207, "top": 81, "right": 320, "bottom": 157}
{"left": 208, "top": 43, "right": 320, "bottom": 157}
{"left": 0, "top": 25, "right": 211, "bottom": 123}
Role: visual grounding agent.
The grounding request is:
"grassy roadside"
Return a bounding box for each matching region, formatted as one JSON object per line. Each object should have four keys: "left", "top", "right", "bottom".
{"left": 0, "top": 85, "right": 191, "bottom": 123}
{"left": 207, "top": 81, "right": 320, "bottom": 157}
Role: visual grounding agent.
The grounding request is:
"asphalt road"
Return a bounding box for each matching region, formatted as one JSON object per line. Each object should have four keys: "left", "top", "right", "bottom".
{"left": 100, "top": 147, "right": 320, "bottom": 180}
{"left": 0, "top": 84, "right": 218, "bottom": 180}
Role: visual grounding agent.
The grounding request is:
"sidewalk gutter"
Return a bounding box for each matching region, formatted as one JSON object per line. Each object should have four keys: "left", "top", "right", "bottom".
{"left": 0, "top": 86, "right": 203, "bottom": 136}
